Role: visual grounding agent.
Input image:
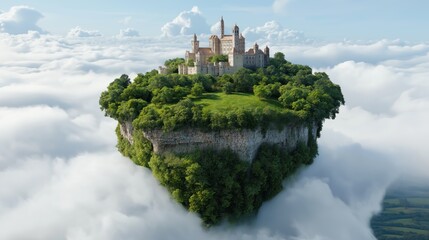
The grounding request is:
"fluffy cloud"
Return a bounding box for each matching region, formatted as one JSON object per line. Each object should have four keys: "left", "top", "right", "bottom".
{"left": 273, "top": 39, "right": 429, "bottom": 68}
{"left": 161, "top": 6, "right": 210, "bottom": 37}
{"left": 117, "top": 28, "right": 140, "bottom": 38}
{"left": 67, "top": 26, "right": 102, "bottom": 38}
{"left": 0, "top": 6, "right": 46, "bottom": 34}
{"left": 1, "top": 6, "right": 429, "bottom": 239}
{"left": 243, "top": 21, "right": 311, "bottom": 45}
{"left": 210, "top": 21, "right": 221, "bottom": 35}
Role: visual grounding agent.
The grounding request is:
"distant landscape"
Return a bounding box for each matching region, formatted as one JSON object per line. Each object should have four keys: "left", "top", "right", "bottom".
{"left": 371, "top": 181, "right": 429, "bottom": 240}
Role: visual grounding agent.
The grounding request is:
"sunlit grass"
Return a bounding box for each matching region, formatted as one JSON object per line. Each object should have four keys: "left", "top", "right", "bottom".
{"left": 192, "top": 92, "right": 285, "bottom": 113}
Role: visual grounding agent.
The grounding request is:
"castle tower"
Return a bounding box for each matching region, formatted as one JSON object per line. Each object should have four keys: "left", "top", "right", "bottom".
{"left": 192, "top": 34, "right": 199, "bottom": 53}
{"left": 264, "top": 45, "right": 270, "bottom": 56}
{"left": 239, "top": 33, "right": 245, "bottom": 53}
{"left": 254, "top": 42, "right": 259, "bottom": 51}
{"left": 220, "top": 17, "right": 224, "bottom": 38}
{"left": 264, "top": 45, "right": 270, "bottom": 65}
{"left": 232, "top": 24, "right": 239, "bottom": 49}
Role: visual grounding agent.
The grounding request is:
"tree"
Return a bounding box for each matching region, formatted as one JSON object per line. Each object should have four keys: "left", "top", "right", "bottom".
{"left": 208, "top": 54, "right": 228, "bottom": 63}
{"left": 222, "top": 82, "right": 234, "bottom": 94}
{"left": 99, "top": 74, "right": 131, "bottom": 119}
{"left": 164, "top": 58, "right": 185, "bottom": 74}
{"left": 253, "top": 84, "right": 271, "bottom": 99}
{"left": 190, "top": 83, "right": 204, "bottom": 97}
{"left": 232, "top": 68, "right": 255, "bottom": 93}
{"left": 117, "top": 99, "right": 148, "bottom": 121}
{"left": 187, "top": 58, "right": 195, "bottom": 67}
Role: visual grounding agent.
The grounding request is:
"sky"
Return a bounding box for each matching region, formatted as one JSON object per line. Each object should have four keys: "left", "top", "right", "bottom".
{"left": 1, "top": 0, "right": 429, "bottom": 41}
{"left": 0, "top": 2, "right": 429, "bottom": 240}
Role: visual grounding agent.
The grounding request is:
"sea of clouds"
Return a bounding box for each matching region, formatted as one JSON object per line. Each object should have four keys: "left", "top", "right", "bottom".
{"left": 1, "top": 5, "right": 428, "bottom": 240}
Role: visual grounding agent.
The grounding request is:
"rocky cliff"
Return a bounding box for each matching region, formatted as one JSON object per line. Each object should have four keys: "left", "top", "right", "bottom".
{"left": 120, "top": 121, "right": 317, "bottom": 162}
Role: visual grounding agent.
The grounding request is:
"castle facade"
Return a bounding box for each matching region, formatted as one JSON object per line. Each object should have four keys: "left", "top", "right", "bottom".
{"left": 175, "top": 17, "right": 270, "bottom": 76}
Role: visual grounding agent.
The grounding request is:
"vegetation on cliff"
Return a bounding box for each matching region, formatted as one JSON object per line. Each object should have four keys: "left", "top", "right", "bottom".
{"left": 100, "top": 52, "right": 344, "bottom": 225}
{"left": 100, "top": 52, "right": 344, "bottom": 133}
{"left": 116, "top": 124, "right": 317, "bottom": 225}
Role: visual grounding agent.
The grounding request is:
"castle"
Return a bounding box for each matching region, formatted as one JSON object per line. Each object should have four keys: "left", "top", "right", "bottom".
{"left": 161, "top": 17, "right": 270, "bottom": 76}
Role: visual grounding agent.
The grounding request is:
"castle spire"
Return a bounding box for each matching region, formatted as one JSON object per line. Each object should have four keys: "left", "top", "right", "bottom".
{"left": 220, "top": 16, "right": 224, "bottom": 38}
{"left": 192, "top": 33, "right": 199, "bottom": 53}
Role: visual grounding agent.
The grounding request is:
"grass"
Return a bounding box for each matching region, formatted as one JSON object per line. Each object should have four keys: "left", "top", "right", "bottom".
{"left": 371, "top": 183, "right": 429, "bottom": 240}
{"left": 192, "top": 92, "right": 285, "bottom": 113}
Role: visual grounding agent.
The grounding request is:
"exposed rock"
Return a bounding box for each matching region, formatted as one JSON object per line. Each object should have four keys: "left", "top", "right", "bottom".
{"left": 119, "top": 121, "right": 134, "bottom": 144}
{"left": 120, "top": 121, "right": 317, "bottom": 162}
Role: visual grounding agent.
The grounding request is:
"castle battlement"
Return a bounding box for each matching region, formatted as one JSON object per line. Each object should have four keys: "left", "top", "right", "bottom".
{"left": 176, "top": 17, "right": 270, "bottom": 76}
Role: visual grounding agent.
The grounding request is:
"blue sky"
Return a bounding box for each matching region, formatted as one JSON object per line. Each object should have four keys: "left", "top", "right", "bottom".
{"left": 1, "top": 0, "right": 428, "bottom": 41}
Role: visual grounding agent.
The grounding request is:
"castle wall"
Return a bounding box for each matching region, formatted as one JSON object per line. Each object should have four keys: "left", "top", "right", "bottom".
{"left": 120, "top": 122, "right": 316, "bottom": 162}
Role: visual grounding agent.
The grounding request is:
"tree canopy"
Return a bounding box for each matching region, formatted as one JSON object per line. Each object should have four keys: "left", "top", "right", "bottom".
{"left": 100, "top": 52, "right": 344, "bottom": 133}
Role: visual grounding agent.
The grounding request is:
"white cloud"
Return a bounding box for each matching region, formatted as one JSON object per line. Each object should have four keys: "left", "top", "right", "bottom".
{"left": 118, "top": 28, "right": 140, "bottom": 38}
{"left": 161, "top": 6, "right": 210, "bottom": 37}
{"left": 1, "top": 6, "right": 429, "bottom": 239}
{"left": 0, "top": 6, "right": 46, "bottom": 34}
{"left": 67, "top": 26, "right": 102, "bottom": 38}
{"left": 273, "top": 39, "right": 429, "bottom": 68}
{"left": 243, "top": 21, "right": 311, "bottom": 45}
{"left": 210, "top": 21, "right": 221, "bottom": 35}
{"left": 272, "top": 0, "right": 291, "bottom": 13}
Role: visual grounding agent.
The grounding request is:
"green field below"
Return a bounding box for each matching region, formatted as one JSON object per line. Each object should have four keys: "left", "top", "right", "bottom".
{"left": 193, "top": 92, "right": 286, "bottom": 113}
{"left": 371, "top": 183, "right": 429, "bottom": 240}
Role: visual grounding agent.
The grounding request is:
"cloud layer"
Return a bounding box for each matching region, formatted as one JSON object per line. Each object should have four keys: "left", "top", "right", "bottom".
{"left": 0, "top": 6, "right": 46, "bottom": 34}
{"left": 1, "top": 6, "right": 428, "bottom": 240}
{"left": 67, "top": 26, "right": 102, "bottom": 38}
{"left": 118, "top": 28, "right": 140, "bottom": 38}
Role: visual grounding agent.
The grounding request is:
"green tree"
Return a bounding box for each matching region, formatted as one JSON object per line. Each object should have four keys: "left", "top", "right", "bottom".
{"left": 164, "top": 58, "right": 185, "bottom": 74}
{"left": 190, "top": 83, "right": 204, "bottom": 97}
{"left": 232, "top": 68, "right": 255, "bottom": 93}
{"left": 222, "top": 82, "right": 234, "bottom": 94}
{"left": 253, "top": 84, "right": 271, "bottom": 99}
{"left": 117, "top": 99, "right": 148, "bottom": 121}
{"left": 208, "top": 54, "right": 228, "bottom": 63}
{"left": 99, "top": 74, "right": 131, "bottom": 119}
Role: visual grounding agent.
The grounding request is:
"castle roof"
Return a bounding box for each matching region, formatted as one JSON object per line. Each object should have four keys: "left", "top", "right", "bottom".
{"left": 221, "top": 35, "right": 233, "bottom": 41}
{"left": 246, "top": 48, "right": 265, "bottom": 55}
{"left": 197, "top": 48, "right": 213, "bottom": 55}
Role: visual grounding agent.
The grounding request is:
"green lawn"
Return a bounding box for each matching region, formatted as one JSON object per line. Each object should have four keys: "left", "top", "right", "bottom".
{"left": 192, "top": 92, "right": 285, "bottom": 113}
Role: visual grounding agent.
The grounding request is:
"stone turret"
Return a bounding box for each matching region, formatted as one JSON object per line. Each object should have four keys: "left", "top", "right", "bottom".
{"left": 254, "top": 42, "right": 259, "bottom": 51}
{"left": 192, "top": 34, "right": 199, "bottom": 53}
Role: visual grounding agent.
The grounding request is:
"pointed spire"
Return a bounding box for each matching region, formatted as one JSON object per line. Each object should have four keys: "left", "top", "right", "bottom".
{"left": 220, "top": 16, "right": 224, "bottom": 38}
{"left": 193, "top": 33, "right": 197, "bottom": 41}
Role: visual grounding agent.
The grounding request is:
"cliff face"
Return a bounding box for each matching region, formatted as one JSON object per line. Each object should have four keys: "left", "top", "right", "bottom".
{"left": 120, "top": 122, "right": 316, "bottom": 162}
